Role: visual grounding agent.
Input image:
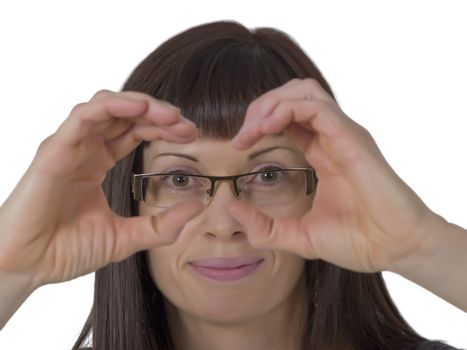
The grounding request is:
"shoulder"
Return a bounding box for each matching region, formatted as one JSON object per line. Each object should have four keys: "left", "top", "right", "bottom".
{"left": 416, "top": 340, "right": 465, "bottom": 350}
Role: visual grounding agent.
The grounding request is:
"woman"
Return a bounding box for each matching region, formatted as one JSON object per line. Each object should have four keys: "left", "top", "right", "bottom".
{"left": 0, "top": 20, "right": 465, "bottom": 350}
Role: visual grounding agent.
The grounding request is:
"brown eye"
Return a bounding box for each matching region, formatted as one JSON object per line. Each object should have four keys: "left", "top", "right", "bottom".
{"left": 172, "top": 175, "right": 190, "bottom": 187}
{"left": 261, "top": 171, "right": 278, "bottom": 182}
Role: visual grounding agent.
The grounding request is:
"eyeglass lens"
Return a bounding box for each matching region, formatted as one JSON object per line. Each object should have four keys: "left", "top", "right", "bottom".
{"left": 141, "top": 169, "right": 312, "bottom": 208}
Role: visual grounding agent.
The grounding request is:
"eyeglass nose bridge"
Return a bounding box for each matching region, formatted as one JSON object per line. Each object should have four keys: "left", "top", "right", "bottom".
{"left": 205, "top": 175, "right": 242, "bottom": 200}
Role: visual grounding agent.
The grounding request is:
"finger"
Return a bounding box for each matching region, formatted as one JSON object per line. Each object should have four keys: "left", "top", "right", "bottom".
{"left": 90, "top": 89, "right": 179, "bottom": 118}
{"left": 87, "top": 90, "right": 150, "bottom": 139}
{"left": 105, "top": 120, "right": 198, "bottom": 161}
{"left": 97, "top": 119, "right": 132, "bottom": 140}
{"left": 57, "top": 96, "right": 149, "bottom": 145}
{"left": 262, "top": 98, "right": 378, "bottom": 173}
{"left": 241, "top": 99, "right": 317, "bottom": 149}
{"left": 227, "top": 200, "right": 318, "bottom": 259}
{"left": 263, "top": 99, "right": 351, "bottom": 140}
{"left": 284, "top": 123, "right": 315, "bottom": 154}
{"left": 110, "top": 200, "right": 205, "bottom": 263}
{"left": 87, "top": 89, "right": 190, "bottom": 133}
{"left": 232, "top": 78, "right": 332, "bottom": 148}
{"left": 110, "top": 90, "right": 187, "bottom": 128}
{"left": 57, "top": 94, "right": 185, "bottom": 145}
{"left": 233, "top": 98, "right": 346, "bottom": 151}
{"left": 88, "top": 89, "right": 115, "bottom": 101}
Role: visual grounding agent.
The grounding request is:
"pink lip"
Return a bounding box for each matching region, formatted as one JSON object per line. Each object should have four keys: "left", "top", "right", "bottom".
{"left": 188, "top": 256, "right": 264, "bottom": 282}
{"left": 189, "top": 256, "right": 264, "bottom": 268}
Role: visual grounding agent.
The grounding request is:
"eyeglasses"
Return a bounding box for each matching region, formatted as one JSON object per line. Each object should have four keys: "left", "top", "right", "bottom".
{"left": 131, "top": 167, "right": 318, "bottom": 208}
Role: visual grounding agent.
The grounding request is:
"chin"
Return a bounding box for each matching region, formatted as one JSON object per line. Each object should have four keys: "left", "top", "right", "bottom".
{"left": 192, "top": 300, "right": 265, "bottom": 326}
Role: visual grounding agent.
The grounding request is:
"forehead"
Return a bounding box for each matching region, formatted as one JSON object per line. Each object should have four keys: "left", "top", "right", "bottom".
{"left": 144, "top": 133, "right": 300, "bottom": 157}
{"left": 141, "top": 133, "right": 308, "bottom": 174}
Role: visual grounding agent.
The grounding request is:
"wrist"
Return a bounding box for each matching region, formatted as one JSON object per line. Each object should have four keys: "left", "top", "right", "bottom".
{"left": 388, "top": 211, "right": 467, "bottom": 311}
{"left": 0, "top": 270, "right": 38, "bottom": 330}
{"left": 387, "top": 210, "right": 443, "bottom": 277}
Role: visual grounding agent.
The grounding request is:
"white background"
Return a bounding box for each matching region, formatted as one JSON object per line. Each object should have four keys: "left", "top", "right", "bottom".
{"left": 0, "top": 1, "right": 466, "bottom": 349}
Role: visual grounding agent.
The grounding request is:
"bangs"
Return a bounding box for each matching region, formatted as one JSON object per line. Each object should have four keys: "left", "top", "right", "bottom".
{"left": 158, "top": 41, "right": 295, "bottom": 139}
{"left": 121, "top": 22, "right": 310, "bottom": 140}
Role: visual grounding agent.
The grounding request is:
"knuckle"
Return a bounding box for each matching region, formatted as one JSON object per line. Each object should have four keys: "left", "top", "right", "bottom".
{"left": 312, "top": 97, "right": 328, "bottom": 110}
{"left": 69, "top": 102, "right": 88, "bottom": 117}
{"left": 318, "top": 97, "right": 337, "bottom": 112}
{"left": 357, "top": 124, "right": 373, "bottom": 140}
{"left": 287, "top": 78, "right": 302, "bottom": 85}
{"left": 303, "top": 78, "right": 319, "bottom": 90}
{"left": 37, "top": 134, "right": 54, "bottom": 152}
{"left": 120, "top": 90, "right": 149, "bottom": 100}
{"left": 91, "top": 89, "right": 114, "bottom": 101}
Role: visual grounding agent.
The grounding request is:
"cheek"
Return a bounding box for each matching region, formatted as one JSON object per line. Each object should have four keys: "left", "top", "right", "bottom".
{"left": 146, "top": 245, "right": 185, "bottom": 300}
{"left": 141, "top": 198, "right": 311, "bottom": 322}
{"left": 146, "top": 246, "right": 306, "bottom": 323}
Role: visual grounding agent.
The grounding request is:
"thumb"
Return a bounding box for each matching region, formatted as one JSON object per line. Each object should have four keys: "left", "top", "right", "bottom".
{"left": 228, "top": 200, "right": 317, "bottom": 259}
{"left": 111, "top": 200, "right": 205, "bottom": 262}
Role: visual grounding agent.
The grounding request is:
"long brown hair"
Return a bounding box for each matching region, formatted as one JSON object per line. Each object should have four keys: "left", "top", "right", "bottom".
{"left": 72, "top": 20, "right": 430, "bottom": 350}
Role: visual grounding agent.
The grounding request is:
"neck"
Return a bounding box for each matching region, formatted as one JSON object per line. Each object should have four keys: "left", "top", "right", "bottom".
{"left": 166, "top": 274, "right": 308, "bottom": 350}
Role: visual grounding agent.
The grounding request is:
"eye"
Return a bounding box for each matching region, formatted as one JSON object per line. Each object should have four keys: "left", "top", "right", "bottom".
{"left": 249, "top": 165, "right": 288, "bottom": 187}
{"left": 171, "top": 174, "right": 190, "bottom": 187}
{"left": 160, "top": 167, "right": 201, "bottom": 191}
{"left": 260, "top": 170, "right": 279, "bottom": 182}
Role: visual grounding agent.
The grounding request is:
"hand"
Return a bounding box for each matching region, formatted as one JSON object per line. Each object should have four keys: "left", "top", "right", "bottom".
{"left": 228, "top": 78, "right": 436, "bottom": 273}
{"left": 0, "top": 90, "right": 204, "bottom": 288}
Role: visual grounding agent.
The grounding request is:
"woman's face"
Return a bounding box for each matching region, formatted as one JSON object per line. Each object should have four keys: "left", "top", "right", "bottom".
{"left": 139, "top": 133, "right": 314, "bottom": 325}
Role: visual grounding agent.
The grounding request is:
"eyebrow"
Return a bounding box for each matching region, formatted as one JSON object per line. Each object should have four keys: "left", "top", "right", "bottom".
{"left": 151, "top": 146, "right": 299, "bottom": 163}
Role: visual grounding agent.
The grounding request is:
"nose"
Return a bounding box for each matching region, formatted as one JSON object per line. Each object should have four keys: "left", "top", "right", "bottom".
{"left": 201, "top": 180, "right": 245, "bottom": 240}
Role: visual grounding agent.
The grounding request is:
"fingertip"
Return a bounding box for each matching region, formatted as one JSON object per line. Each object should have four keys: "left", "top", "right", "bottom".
{"left": 189, "top": 200, "right": 206, "bottom": 214}
{"left": 231, "top": 136, "right": 254, "bottom": 150}
{"left": 230, "top": 137, "right": 245, "bottom": 149}
{"left": 227, "top": 200, "right": 251, "bottom": 222}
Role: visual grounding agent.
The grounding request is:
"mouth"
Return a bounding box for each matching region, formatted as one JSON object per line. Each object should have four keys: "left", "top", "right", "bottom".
{"left": 188, "top": 256, "right": 264, "bottom": 282}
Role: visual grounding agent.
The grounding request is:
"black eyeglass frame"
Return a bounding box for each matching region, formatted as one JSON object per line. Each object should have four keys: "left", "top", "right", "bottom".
{"left": 131, "top": 167, "right": 318, "bottom": 204}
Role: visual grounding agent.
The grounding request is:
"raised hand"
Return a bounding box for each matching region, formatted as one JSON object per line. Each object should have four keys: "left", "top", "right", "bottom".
{"left": 229, "top": 78, "right": 436, "bottom": 273}
{"left": 0, "top": 90, "right": 204, "bottom": 288}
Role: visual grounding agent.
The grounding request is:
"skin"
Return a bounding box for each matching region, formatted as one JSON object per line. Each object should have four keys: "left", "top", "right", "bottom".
{"left": 228, "top": 78, "right": 467, "bottom": 311}
{"left": 0, "top": 90, "right": 204, "bottom": 330}
{"left": 0, "top": 77, "right": 466, "bottom": 340}
{"left": 140, "top": 136, "right": 314, "bottom": 350}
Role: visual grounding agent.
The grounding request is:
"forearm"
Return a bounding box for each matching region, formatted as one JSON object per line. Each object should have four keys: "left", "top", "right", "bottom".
{"left": 0, "top": 270, "right": 37, "bottom": 331}
{"left": 389, "top": 212, "right": 467, "bottom": 312}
